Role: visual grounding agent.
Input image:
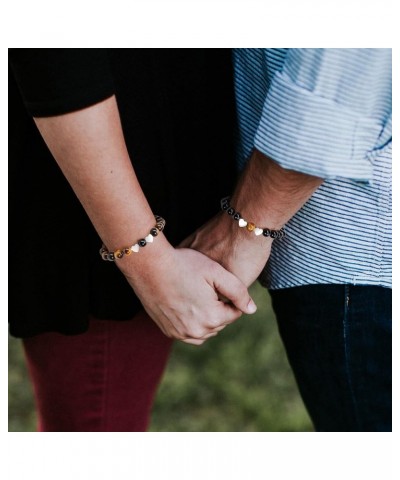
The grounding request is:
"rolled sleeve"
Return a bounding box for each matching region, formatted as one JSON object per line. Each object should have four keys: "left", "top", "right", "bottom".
{"left": 254, "top": 49, "right": 391, "bottom": 183}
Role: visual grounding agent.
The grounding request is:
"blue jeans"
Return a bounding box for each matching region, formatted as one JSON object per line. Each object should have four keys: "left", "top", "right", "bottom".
{"left": 269, "top": 284, "right": 392, "bottom": 432}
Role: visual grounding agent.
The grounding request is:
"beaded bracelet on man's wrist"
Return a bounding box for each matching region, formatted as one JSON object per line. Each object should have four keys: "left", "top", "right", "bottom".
{"left": 99, "top": 215, "right": 166, "bottom": 261}
{"left": 220, "top": 197, "right": 285, "bottom": 239}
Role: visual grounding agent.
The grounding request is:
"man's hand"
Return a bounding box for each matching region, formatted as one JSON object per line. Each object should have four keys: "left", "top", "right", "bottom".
{"left": 182, "top": 149, "right": 323, "bottom": 288}
{"left": 180, "top": 212, "right": 272, "bottom": 288}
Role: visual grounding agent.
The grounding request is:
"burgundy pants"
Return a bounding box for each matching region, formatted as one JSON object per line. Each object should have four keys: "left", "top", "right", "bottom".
{"left": 23, "top": 311, "right": 173, "bottom": 432}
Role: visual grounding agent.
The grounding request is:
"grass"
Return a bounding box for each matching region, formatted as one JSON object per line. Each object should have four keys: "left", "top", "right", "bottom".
{"left": 8, "top": 282, "right": 313, "bottom": 432}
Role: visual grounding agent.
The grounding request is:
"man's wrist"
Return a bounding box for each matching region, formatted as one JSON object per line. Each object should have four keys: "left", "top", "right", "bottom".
{"left": 230, "top": 148, "right": 323, "bottom": 229}
{"left": 219, "top": 208, "right": 273, "bottom": 252}
{"left": 221, "top": 196, "right": 285, "bottom": 241}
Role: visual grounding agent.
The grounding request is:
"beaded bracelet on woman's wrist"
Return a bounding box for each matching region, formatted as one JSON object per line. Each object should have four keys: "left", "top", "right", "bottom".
{"left": 99, "top": 215, "right": 166, "bottom": 261}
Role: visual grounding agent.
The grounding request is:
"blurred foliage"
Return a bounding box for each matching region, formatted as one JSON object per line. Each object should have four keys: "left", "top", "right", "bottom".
{"left": 8, "top": 282, "right": 313, "bottom": 432}
{"left": 8, "top": 339, "right": 37, "bottom": 432}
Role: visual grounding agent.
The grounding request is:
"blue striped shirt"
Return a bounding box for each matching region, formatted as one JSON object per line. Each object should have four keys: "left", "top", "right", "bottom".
{"left": 233, "top": 49, "right": 392, "bottom": 289}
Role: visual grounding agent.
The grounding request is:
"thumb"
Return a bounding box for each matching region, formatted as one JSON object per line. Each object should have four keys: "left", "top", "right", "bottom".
{"left": 212, "top": 265, "right": 257, "bottom": 315}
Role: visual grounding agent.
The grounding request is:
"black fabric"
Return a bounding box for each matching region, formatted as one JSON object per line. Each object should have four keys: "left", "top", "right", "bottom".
{"left": 9, "top": 48, "right": 115, "bottom": 116}
{"left": 9, "top": 49, "right": 237, "bottom": 338}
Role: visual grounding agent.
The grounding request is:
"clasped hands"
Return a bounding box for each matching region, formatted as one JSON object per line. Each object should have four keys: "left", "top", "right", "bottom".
{"left": 121, "top": 149, "right": 321, "bottom": 345}
{"left": 124, "top": 211, "right": 273, "bottom": 346}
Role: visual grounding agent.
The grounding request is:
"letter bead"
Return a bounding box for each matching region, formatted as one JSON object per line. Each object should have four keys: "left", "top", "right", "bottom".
{"left": 220, "top": 197, "right": 285, "bottom": 242}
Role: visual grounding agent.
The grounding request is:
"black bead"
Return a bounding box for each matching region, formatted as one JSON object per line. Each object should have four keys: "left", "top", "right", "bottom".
{"left": 270, "top": 230, "right": 278, "bottom": 239}
{"left": 108, "top": 253, "right": 115, "bottom": 261}
{"left": 233, "top": 213, "right": 240, "bottom": 221}
{"left": 150, "top": 228, "right": 158, "bottom": 236}
{"left": 227, "top": 207, "right": 235, "bottom": 216}
{"left": 222, "top": 203, "right": 229, "bottom": 211}
{"left": 263, "top": 229, "right": 271, "bottom": 237}
{"left": 139, "top": 239, "right": 147, "bottom": 247}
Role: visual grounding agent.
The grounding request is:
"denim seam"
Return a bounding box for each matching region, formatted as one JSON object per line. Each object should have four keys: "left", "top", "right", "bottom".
{"left": 343, "top": 285, "right": 362, "bottom": 430}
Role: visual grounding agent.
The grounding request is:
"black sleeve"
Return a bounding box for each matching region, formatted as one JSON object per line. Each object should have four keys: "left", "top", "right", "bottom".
{"left": 8, "top": 48, "right": 115, "bottom": 117}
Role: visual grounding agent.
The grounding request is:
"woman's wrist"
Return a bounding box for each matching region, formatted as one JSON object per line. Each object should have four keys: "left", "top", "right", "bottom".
{"left": 114, "top": 232, "right": 175, "bottom": 280}
{"left": 100, "top": 215, "right": 166, "bottom": 261}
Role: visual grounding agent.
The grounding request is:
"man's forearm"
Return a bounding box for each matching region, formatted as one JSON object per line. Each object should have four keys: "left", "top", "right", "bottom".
{"left": 230, "top": 149, "right": 323, "bottom": 232}
{"left": 181, "top": 149, "right": 323, "bottom": 288}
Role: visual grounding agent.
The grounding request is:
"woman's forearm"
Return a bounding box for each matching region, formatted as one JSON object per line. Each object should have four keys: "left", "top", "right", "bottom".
{"left": 34, "top": 96, "right": 161, "bottom": 252}
{"left": 33, "top": 95, "right": 255, "bottom": 343}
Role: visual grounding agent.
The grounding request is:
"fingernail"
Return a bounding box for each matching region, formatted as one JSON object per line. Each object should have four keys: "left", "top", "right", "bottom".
{"left": 247, "top": 299, "right": 257, "bottom": 314}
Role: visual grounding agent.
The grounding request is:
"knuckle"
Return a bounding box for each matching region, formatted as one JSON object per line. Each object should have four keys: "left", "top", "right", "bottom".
{"left": 207, "top": 317, "right": 222, "bottom": 329}
{"left": 209, "top": 260, "right": 223, "bottom": 277}
{"left": 194, "top": 327, "right": 210, "bottom": 339}
{"left": 172, "top": 328, "right": 189, "bottom": 341}
{"left": 182, "top": 327, "right": 205, "bottom": 340}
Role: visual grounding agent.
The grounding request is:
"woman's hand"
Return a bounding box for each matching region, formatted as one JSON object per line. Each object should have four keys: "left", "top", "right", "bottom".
{"left": 119, "top": 243, "right": 257, "bottom": 346}
{"left": 32, "top": 96, "right": 257, "bottom": 345}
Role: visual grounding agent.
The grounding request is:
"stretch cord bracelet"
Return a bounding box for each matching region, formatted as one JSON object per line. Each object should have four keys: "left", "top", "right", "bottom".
{"left": 99, "top": 215, "right": 166, "bottom": 261}
{"left": 220, "top": 197, "right": 285, "bottom": 239}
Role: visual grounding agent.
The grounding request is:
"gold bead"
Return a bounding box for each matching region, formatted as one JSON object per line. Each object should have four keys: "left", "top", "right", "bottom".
{"left": 114, "top": 249, "right": 124, "bottom": 259}
{"left": 246, "top": 222, "right": 255, "bottom": 232}
{"left": 124, "top": 248, "right": 132, "bottom": 255}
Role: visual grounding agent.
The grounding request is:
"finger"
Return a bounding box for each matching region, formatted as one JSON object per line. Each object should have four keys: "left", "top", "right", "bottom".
{"left": 182, "top": 338, "right": 206, "bottom": 346}
{"left": 215, "top": 301, "right": 244, "bottom": 326}
{"left": 182, "top": 332, "right": 218, "bottom": 345}
{"left": 209, "top": 324, "right": 226, "bottom": 333}
{"left": 200, "top": 331, "right": 220, "bottom": 339}
{"left": 213, "top": 266, "right": 257, "bottom": 315}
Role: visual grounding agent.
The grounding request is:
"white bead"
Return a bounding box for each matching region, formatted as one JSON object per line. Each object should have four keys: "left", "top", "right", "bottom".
{"left": 145, "top": 234, "right": 154, "bottom": 243}
{"left": 131, "top": 244, "right": 140, "bottom": 253}
{"left": 238, "top": 218, "right": 247, "bottom": 227}
{"left": 254, "top": 228, "right": 263, "bottom": 236}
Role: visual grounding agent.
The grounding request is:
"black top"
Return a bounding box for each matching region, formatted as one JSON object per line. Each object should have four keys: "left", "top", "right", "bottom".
{"left": 9, "top": 49, "right": 237, "bottom": 338}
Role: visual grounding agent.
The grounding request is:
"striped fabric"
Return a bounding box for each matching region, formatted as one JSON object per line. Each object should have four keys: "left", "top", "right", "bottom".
{"left": 233, "top": 49, "right": 392, "bottom": 289}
